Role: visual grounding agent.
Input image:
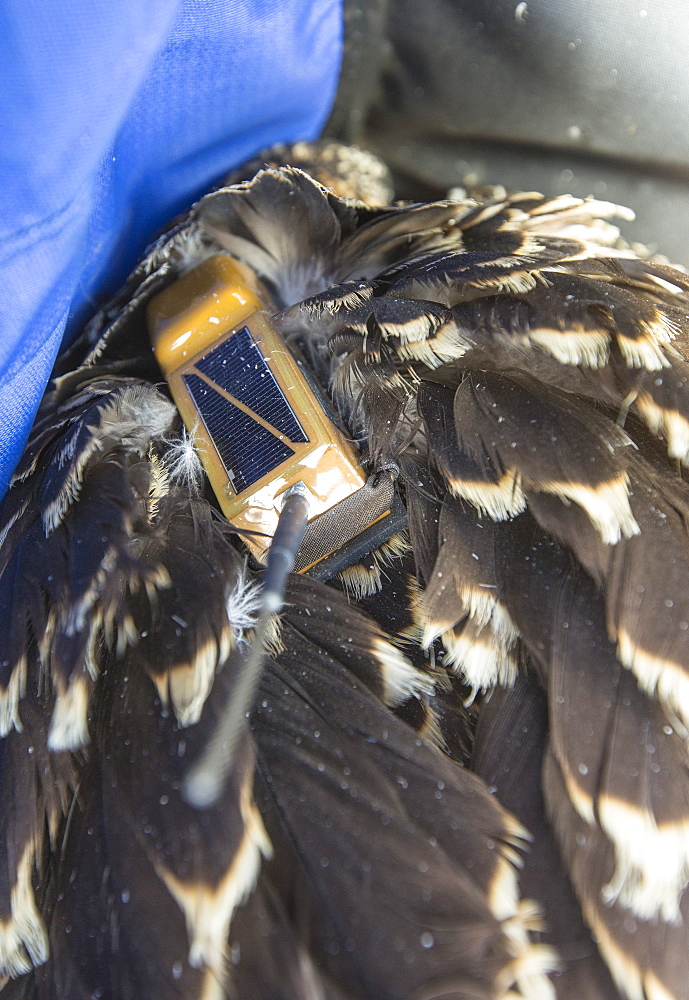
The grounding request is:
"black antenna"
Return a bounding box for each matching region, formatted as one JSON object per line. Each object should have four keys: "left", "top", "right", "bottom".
{"left": 183, "top": 483, "right": 311, "bottom": 808}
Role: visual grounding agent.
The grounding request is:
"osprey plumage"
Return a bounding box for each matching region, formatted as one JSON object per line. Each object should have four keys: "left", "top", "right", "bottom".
{"left": 1, "top": 146, "right": 688, "bottom": 1000}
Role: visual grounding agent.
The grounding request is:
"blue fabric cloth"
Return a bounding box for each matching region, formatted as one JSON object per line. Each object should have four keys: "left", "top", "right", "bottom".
{"left": 0, "top": 0, "right": 343, "bottom": 495}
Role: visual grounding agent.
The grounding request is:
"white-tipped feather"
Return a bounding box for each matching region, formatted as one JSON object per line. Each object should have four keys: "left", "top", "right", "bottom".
{"left": 152, "top": 636, "right": 223, "bottom": 729}
{"left": 636, "top": 394, "right": 689, "bottom": 464}
{"left": 157, "top": 785, "right": 272, "bottom": 976}
{"left": 170, "top": 641, "right": 219, "bottom": 729}
{"left": 396, "top": 323, "right": 471, "bottom": 367}
{"left": 417, "top": 584, "right": 519, "bottom": 693}
{"left": 370, "top": 635, "right": 434, "bottom": 706}
{"left": 617, "top": 631, "right": 689, "bottom": 736}
{"left": 598, "top": 796, "right": 689, "bottom": 923}
{"left": 528, "top": 327, "right": 610, "bottom": 368}
{"left": 0, "top": 659, "right": 26, "bottom": 737}
{"left": 617, "top": 334, "right": 671, "bottom": 371}
{"left": 0, "top": 844, "right": 48, "bottom": 978}
{"left": 48, "top": 676, "right": 91, "bottom": 750}
{"left": 449, "top": 469, "right": 527, "bottom": 521}
{"left": 440, "top": 621, "right": 519, "bottom": 693}
{"left": 539, "top": 473, "right": 639, "bottom": 546}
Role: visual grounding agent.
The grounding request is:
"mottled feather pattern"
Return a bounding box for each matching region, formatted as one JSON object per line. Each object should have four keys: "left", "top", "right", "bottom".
{"left": 3, "top": 157, "right": 689, "bottom": 999}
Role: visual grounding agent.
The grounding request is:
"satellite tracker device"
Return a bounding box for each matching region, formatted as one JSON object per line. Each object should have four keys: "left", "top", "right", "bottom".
{"left": 147, "top": 254, "right": 402, "bottom": 577}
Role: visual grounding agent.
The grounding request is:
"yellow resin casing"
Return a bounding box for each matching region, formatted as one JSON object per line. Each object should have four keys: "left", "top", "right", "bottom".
{"left": 148, "top": 254, "right": 367, "bottom": 565}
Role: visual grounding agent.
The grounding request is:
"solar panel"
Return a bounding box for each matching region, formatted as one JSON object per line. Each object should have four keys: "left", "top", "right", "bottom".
{"left": 177, "top": 323, "right": 314, "bottom": 492}
{"left": 193, "top": 327, "right": 308, "bottom": 444}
